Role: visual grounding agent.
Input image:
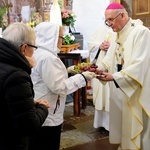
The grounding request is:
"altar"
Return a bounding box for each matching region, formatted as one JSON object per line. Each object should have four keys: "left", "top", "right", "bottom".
{"left": 69, "top": 49, "right": 89, "bottom": 59}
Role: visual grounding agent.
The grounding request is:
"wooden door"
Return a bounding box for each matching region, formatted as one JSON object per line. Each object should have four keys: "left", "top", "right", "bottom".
{"left": 132, "top": 0, "right": 150, "bottom": 27}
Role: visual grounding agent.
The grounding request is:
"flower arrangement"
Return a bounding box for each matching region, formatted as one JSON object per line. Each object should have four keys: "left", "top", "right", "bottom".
{"left": 0, "top": 0, "right": 13, "bottom": 29}
{"left": 0, "top": 7, "right": 6, "bottom": 27}
{"left": 26, "top": 21, "right": 35, "bottom": 28}
{"left": 26, "top": 11, "right": 42, "bottom": 28}
{"left": 61, "top": 9, "right": 76, "bottom": 27}
{"left": 62, "top": 33, "right": 76, "bottom": 45}
{"left": 58, "top": 0, "right": 64, "bottom": 9}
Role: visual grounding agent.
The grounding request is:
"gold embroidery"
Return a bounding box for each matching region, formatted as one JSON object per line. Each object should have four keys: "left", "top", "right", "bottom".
{"left": 115, "top": 45, "right": 124, "bottom": 66}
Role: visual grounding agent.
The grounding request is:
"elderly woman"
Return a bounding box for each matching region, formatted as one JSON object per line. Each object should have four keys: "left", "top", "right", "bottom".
{"left": 30, "top": 22, "right": 96, "bottom": 150}
{"left": 0, "top": 22, "right": 50, "bottom": 150}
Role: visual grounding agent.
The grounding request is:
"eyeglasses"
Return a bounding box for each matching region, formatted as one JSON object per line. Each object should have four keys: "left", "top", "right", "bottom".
{"left": 105, "top": 13, "right": 122, "bottom": 26}
{"left": 19, "top": 43, "right": 38, "bottom": 50}
{"left": 27, "top": 44, "right": 38, "bottom": 50}
{"left": 59, "top": 36, "right": 65, "bottom": 40}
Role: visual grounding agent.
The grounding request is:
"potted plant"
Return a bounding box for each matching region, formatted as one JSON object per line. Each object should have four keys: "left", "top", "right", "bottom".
{"left": 61, "top": 9, "right": 76, "bottom": 35}
{"left": 62, "top": 33, "right": 76, "bottom": 45}
{"left": 61, "top": 9, "right": 76, "bottom": 27}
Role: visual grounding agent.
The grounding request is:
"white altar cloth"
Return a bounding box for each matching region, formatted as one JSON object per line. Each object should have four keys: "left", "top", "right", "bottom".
{"left": 69, "top": 49, "right": 89, "bottom": 59}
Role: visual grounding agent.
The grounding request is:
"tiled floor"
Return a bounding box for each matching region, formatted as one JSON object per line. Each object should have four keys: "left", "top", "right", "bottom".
{"left": 60, "top": 100, "right": 119, "bottom": 150}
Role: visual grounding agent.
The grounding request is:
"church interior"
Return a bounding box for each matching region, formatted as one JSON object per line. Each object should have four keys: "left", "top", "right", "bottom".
{"left": 0, "top": 0, "right": 149, "bottom": 149}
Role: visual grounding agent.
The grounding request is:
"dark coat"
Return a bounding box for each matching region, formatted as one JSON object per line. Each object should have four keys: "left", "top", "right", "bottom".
{"left": 0, "top": 38, "right": 48, "bottom": 150}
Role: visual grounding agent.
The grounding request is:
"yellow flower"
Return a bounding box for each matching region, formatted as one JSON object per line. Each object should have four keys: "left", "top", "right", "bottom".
{"left": 26, "top": 22, "right": 35, "bottom": 28}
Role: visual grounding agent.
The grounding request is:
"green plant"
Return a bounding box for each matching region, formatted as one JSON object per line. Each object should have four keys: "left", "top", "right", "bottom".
{"left": 0, "top": 1, "right": 13, "bottom": 29}
{"left": 62, "top": 34, "right": 76, "bottom": 45}
{"left": 61, "top": 9, "right": 76, "bottom": 27}
{"left": 0, "top": 7, "right": 6, "bottom": 27}
{"left": 58, "top": 0, "right": 64, "bottom": 9}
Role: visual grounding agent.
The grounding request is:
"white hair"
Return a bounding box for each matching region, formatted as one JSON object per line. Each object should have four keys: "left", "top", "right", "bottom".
{"left": 2, "top": 22, "right": 36, "bottom": 48}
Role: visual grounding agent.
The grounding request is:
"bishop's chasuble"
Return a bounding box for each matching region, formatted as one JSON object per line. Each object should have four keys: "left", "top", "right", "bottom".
{"left": 98, "top": 19, "right": 150, "bottom": 150}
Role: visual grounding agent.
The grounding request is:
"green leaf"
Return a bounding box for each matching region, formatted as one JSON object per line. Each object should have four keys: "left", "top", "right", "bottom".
{"left": 0, "top": 7, "right": 7, "bottom": 27}
{"left": 62, "top": 34, "right": 76, "bottom": 45}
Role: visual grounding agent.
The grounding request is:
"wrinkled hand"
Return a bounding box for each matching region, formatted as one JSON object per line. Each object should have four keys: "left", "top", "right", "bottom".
{"left": 82, "top": 71, "right": 96, "bottom": 80}
{"left": 96, "top": 72, "right": 114, "bottom": 81}
{"left": 100, "top": 40, "right": 110, "bottom": 51}
{"left": 67, "top": 65, "right": 75, "bottom": 74}
{"left": 35, "top": 99, "right": 50, "bottom": 108}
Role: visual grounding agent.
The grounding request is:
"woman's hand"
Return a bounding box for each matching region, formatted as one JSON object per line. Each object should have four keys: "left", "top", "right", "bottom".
{"left": 35, "top": 100, "right": 50, "bottom": 108}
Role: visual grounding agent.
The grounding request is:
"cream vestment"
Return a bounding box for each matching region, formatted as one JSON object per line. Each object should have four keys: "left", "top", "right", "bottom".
{"left": 98, "top": 19, "right": 150, "bottom": 149}
{"left": 88, "top": 25, "right": 116, "bottom": 130}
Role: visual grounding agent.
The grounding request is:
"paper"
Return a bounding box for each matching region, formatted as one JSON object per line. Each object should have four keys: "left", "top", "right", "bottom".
{"left": 21, "top": 5, "right": 30, "bottom": 22}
